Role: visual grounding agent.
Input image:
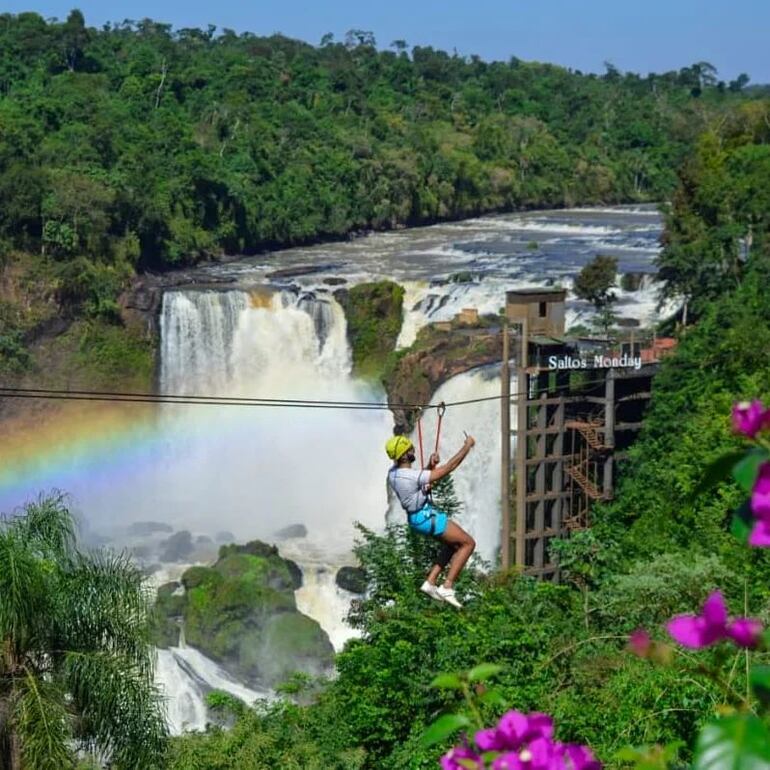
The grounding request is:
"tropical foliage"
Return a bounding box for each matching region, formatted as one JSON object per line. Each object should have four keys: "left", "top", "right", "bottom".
{"left": 0, "top": 494, "right": 166, "bottom": 770}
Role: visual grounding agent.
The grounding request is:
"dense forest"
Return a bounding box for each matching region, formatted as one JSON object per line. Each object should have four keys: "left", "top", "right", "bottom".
{"left": 0, "top": 10, "right": 762, "bottom": 377}
{"left": 3, "top": 9, "right": 770, "bottom": 770}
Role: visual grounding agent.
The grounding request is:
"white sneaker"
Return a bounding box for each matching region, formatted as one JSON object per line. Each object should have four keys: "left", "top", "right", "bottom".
{"left": 436, "top": 585, "right": 463, "bottom": 609}
{"left": 420, "top": 581, "right": 443, "bottom": 602}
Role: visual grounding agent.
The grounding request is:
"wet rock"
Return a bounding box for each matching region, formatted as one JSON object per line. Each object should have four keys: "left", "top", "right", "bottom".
{"left": 157, "top": 581, "right": 182, "bottom": 599}
{"left": 266, "top": 263, "right": 340, "bottom": 280}
{"left": 273, "top": 523, "right": 308, "bottom": 540}
{"left": 322, "top": 277, "right": 347, "bottom": 286}
{"left": 154, "top": 545, "right": 331, "bottom": 685}
{"left": 336, "top": 566, "right": 367, "bottom": 594}
{"left": 620, "top": 271, "right": 655, "bottom": 292}
{"left": 385, "top": 326, "right": 502, "bottom": 433}
{"left": 159, "top": 530, "right": 194, "bottom": 562}
{"left": 127, "top": 521, "right": 174, "bottom": 537}
{"left": 218, "top": 539, "right": 277, "bottom": 560}
{"left": 285, "top": 559, "right": 303, "bottom": 590}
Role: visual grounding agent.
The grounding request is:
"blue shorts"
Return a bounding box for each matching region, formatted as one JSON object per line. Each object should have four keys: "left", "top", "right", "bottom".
{"left": 407, "top": 503, "right": 448, "bottom": 537}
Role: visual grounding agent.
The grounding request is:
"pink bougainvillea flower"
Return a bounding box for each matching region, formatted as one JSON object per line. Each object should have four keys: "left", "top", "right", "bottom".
{"left": 751, "top": 463, "right": 770, "bottom": 520}
{"left": 667, "top": 591, "right": 728, "bottom": 648}
{"left": 726, "top": 618, "right": 763, "bottom": 648}
{"left": 749, "top": 519, "right": 770, "bottom": 547}
{"left": 667, "top": 591, "right": 763, "bottom": 649}
{"left": 475, "top": 727, "right": 506, "bottom": 752}
{"left": 732, "top": 401, "right": 768, "bottom": 438}
{"left": 563, "top": 744, "right": 602, "bottom": 770}
{"left": 627, "top": 629, "right": 652, "bottom": 658}
{"left": 441, "top": 743, "right": 483, "bottom": 770}
{"left": 477, "top": 711, "right": 555, "bottom": 754}
{"left": 496, "top": 711, "right": 554, "bottom": 749}
{"left": 488, "top": 737, "right": 601, "bottom": 770}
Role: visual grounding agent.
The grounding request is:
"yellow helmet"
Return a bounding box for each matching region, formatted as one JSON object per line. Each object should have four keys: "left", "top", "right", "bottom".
{"left": 385, "top": 435, "right": 413, "bottom": 461}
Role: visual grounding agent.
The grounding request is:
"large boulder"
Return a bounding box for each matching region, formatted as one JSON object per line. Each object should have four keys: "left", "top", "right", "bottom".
{"left": 273, "top": 523, "right": 308, "bottom": 540}
{"left": 159, "top": 530, "right": 194, "bottom": 562}
{"left": 336, "top": 566, "right": 367, "bottom": 594}
{"left": 153, "top": 541, "right": 331, "bottom": 687}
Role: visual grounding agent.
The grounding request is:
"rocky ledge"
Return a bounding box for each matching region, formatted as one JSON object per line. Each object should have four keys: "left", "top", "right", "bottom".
{"left": 384, "top": 322, "right": 503, "bottom": 433}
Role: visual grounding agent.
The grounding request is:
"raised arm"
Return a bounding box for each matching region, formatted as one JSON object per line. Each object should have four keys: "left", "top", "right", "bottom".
{"left": 429, "top": 436, "right": 475, "bottom": 483}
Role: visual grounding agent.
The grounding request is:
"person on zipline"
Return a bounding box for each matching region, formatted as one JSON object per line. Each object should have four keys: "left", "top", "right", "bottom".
{"left": 385, "top": 434, "right": 476, "bottom": 609}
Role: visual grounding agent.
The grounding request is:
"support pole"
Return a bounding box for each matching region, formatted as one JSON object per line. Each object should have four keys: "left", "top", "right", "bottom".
{"left": 514, "top": 317, "right": 529, "bottom": 568}
{"left": 500, "top": 325, "right": 511, "bottom": 569}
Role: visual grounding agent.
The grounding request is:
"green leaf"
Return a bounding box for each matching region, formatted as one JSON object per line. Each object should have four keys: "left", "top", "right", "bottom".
{"left": 730, "top": 501, "right": 753, "bottom": 545}
{"left": 732, "top": 450, "right": 768, "bottom": 494}
{"left": 694, "top": 715, "right": 770, "bottom": 770}
{"left": 468, "top": 663, "right": 503, "bottom": 683}
{"left": 419, "top": 713, "right": 471, "bottom": 748}
{"left": 478, "top": 688, "right": 507, "bottom": 707}
{"left": 430, "top": 673, "right": 464, "bottom": 690}
{"left": 749, "top": 665, "right": 770, "bottom": 707}
{"left": 694, "top": 451, "right": 747, "bottom": 497}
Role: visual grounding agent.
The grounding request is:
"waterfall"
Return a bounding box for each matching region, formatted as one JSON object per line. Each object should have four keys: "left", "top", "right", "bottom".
{"left": 156, "top": 636, "right": 272, "bottom": 734}
{"left": 151, "top": 288, "right": 390, "bottom": 720}
{"left": 154, "top": 289, "right": 391, "bottom": 543}
{"left": 279, "top": 538, "right": 362, "bottom": 652}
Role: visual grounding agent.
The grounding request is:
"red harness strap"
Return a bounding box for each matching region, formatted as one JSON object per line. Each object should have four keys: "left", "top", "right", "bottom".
{"left": 416, "top": 410, "right": 425, "bottom": 469}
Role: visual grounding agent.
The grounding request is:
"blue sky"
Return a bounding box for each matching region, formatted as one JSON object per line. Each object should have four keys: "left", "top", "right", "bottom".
{"left": 6, "top": 0, "right": 769, "bottom": 83}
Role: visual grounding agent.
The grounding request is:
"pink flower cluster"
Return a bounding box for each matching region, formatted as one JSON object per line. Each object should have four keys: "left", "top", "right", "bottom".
{"left": 747, "top": 462, "right": 770, "bottom": 547}
{"left": 666, "top": 591, "right": 762, "bottom": 649}
{"left": 441, "top": 711, "right": 600, "bottom": 770}
{"left": 732, "top": 400, "right": 770, "bottom": 439}
{"left": 731, "top": 401, "right": 770, "bottom": 548}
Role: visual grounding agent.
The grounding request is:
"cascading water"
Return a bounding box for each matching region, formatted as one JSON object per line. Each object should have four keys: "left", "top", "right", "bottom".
{"left": 155, "top": 289, "right": 390, "bottom": 541}
{"left": 156, "top": 626, "right": 272, "bottom": 734}
{"left": 153, "top": 288, "right": 391, "bottom": 730}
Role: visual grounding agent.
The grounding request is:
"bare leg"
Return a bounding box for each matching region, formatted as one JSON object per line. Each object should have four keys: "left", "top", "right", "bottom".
{"left": 426, "top": 542, "right": 455, "bottom": 584}
{"left": 437, "top": 520, "right": 475, "bottom": 588}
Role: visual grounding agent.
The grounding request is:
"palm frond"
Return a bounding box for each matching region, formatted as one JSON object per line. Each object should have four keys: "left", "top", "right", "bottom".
{"left": 0, "top": 531, "right": 51, "bottom": 653}
{"left": 55, "top": 550, "right": 154, "bottom": 669}
{"left": 3, "top": 492, "right": 76, "bottom": 560}
{"left": 13, "top": 666, "right": 74, "bottom": 770}
{"left": 65, "top": 651, "right": 167, "bottom": 769}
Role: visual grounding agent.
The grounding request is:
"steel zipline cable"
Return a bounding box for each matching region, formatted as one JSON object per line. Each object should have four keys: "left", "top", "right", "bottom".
{"left": 0, "top": 371, "right": 611, "bottom": 412}
{"left": 0, "top": 385, "right": 513, "bottom": 410}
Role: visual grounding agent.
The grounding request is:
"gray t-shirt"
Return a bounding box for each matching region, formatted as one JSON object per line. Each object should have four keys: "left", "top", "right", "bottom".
{"left": 388, "top": 467, "right": 432, "bottom": 514}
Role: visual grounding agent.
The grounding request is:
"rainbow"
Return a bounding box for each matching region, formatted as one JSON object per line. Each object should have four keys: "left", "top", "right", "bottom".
{"left": 0, "top": 400, "right": 164, "bottom": 513}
